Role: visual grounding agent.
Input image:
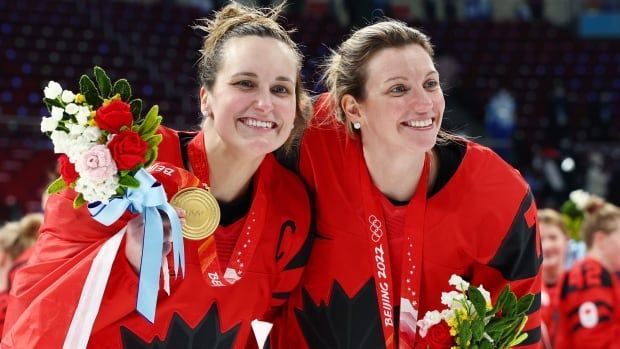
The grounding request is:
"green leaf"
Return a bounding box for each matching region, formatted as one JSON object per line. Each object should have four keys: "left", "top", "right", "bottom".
{"left": 113, "top": 79, "right": 132, "bottom": 101}
{"left": 130, "top": 98, "right": 143, "bottom": 118}
{"left": 73, "top": 193, "right": 86, "bottom": 208}
{"left": 515, "top": 294, "right": 535, "bottom": 315}
{"left": 79, "top": 75, "right": 103, "bottom": 107}
{"left": 94, "top": 66, "right": 112, "bottom": 98}
{"left": 43, "top": 97, "right": 64, "bottom": 111}
{"left": 468, "top": 286, "right": 488, "bottom": 319}
{"left": 119, "top": 175, "right": 140, "bottom": 188}
{"left": 145, "top": 134, "right": 163, "bottom": 149}
{"left": 144, "top": 147, "right": 158, "bottom": 168}
{"left": 459, "top": 321, "right": 472, "bottom": 346}
{"left": 490, "top": 285, "right": 511, "bottom": 315}
{"left": 138, "top": 105, "right": 162, "bottom": 137}
{"left": 46, "top": 177, "right": 67, "bottom": 195}
{"left": 480, "top": 339, "right": 493, "bottom": 349}
{"left": 471, "top": 319, "right": 485, "bottom": 341}
{"left": 503, "top": 291, "right": 518, "bottom": 317}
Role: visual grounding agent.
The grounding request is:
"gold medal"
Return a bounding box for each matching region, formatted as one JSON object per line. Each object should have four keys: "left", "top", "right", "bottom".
{"left": 170, "top": 187, "right": 220, "bottom": 240}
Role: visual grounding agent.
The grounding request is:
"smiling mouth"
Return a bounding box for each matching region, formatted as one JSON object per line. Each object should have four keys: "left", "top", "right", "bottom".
{"left": 402, "top": 118, "right": 434, "bottom": 128}
{"left": 239, "top": 117, "right": 277, "bottom": 129}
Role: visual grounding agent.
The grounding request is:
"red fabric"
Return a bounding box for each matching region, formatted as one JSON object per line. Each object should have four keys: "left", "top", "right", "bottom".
{"left": 2, "top": 127, "right": 312, "bottom": 349}
{"left": 272, "top": 94, "right": 541, "bottom": 349}
{"left": 555, "top": 257, "right": 620, "bottom": 349}
{"left": 541, "top": 280, "right": 561, "bottom": 348}
{"left": 380, "top": 196, "right": 407, "bottom": 302}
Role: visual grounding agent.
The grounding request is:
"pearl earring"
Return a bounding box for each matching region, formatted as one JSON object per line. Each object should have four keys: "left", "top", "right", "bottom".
{"left": 353, "top": 122, "right": 361, "bottom": 130}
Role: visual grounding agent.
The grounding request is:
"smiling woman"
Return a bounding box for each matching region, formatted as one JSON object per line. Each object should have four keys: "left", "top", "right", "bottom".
{"left": 2, "top": 3, "right": 314, "bottom": 349}
{"left": 272, "top": 19, "right": 542, "bottom": 349}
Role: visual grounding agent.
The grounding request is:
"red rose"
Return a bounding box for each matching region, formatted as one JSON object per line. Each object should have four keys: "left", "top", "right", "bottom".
{"left": 58, "top": 154, "right": 79, "bottom": 185}
{"left": 95, "top": 99, "right": 133, "bottom": 133}
{"left": 107, "top": 130, "right": 149, "bottom": 170}
{"left": 415, "top": 321, "right": 455, "bottom": 349}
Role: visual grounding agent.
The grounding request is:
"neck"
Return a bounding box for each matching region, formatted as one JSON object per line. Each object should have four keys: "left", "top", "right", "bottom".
{"left": 361, "top": 139, "right": 437, "bottom": 202}
{"left": 542, "top": 265, "right": 563, "bottom": 285}
{"left": 201, "top": 127, "right": 264, "bottom": 203}
{"left": 588, "top": 248, "right": 611, "bottom": 272}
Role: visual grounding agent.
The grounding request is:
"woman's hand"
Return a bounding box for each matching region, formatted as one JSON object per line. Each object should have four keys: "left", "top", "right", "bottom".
{"left": 125, "top": 208, "right": 186, "bottom": 273}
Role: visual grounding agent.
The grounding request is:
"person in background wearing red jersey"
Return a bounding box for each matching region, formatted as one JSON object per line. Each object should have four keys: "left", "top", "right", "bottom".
{"left": 538, "top": 208, "right": 569, "bottom": 348}
{"left": 556, "top": 198, "right": 620, "bottom": 349}
{"left": 2, "top": 3, "right": 313, "bottom": 348}
{"left": 272, "top": 19, "right": 541, "bottom": 349}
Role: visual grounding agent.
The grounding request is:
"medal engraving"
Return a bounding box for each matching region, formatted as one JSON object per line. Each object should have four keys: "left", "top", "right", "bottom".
{"left": 171, "top": 187, "right": 220, "bottom": 240}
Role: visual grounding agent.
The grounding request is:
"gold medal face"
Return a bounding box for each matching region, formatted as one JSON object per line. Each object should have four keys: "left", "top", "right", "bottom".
{"left": 170, "top": 187, "right": 220, "bottom": 240}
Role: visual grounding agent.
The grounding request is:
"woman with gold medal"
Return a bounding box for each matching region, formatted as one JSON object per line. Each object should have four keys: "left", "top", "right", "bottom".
{"left": 2, "top": 3, "right": 313, "bottom": 348}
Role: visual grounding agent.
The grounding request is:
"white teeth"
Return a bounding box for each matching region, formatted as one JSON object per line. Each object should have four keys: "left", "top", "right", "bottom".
{"left": 405, "top": 118, "right": 433, "bottom": 128}
{"left": 242, "top": 118, "right": 275, "bottom": 129}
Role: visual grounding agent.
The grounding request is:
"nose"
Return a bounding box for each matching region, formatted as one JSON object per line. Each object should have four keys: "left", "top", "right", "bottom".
{"left": 254, "top": 88, "right": 274, "bottom": 114}
{"left": 410, "top": 87, "right": 433, "bottom": 114}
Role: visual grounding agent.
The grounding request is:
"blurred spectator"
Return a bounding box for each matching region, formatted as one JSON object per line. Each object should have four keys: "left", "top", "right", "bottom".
{"left": 556, "top": 198, "right": 620, "bottom": 348}
{"left": 485, "top": 88, "right": 516, "bottom": 162}
{"left": 515, "top": 0, "right": 533, "bottom": 20}
{"left": 0, "top": 213, "right": 43, "bottom": 332}
{"left": 584, "top": 152, "right": 610, "bottom": 199}
{"left": 590, "top": 91, "right": 613, "bottom": 141}
{"left": 444, "top": 0, "right": 458, "bottom": 21}
{"left": 538, "top": 208, "right": 570, "bottom": 349}
{"left": 528, "top": 0, "right": 544, "bottom": 19}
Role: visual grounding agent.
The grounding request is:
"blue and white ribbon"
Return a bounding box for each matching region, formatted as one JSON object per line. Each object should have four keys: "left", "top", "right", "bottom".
{"left": 87, "top": 168, "right": 185, "bottom": 322}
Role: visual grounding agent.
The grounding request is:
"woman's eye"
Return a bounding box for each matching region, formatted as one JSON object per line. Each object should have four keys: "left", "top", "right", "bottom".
{"left": 389, "top": 85, "right": 407, "bottom": 94}
{"left": 235, "top": 80, "right": 254, "bottom": 88}
{"left": 272, "top": 85, "right": 290, "bottom": 95}
{"left": 424, "top": 80, "right": 439, "bottom": 89}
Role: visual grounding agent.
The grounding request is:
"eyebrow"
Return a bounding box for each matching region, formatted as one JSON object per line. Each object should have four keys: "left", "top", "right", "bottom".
{"left": 382, "top": 70, "right": 439, "bottom": 84}
{"left": 231, "top": 72, "right": 294, "bottom": 83}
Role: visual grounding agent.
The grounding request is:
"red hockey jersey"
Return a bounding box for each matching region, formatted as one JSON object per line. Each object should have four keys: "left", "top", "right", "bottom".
{"left": 2, "top": 128, "right": 313, "bottom": 349}
{"left": 555, "top": 257, "right": 620, "bottom": 349}
{"left": 272, "top": 95, "right": 542, "bottom": 348}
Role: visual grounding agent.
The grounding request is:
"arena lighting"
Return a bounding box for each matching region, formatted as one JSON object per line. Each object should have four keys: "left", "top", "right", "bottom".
{"left": 561, "top": 157, "right": 576, "bottom": 172}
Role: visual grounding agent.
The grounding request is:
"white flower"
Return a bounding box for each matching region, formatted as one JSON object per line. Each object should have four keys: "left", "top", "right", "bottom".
{"left": 478, "top": 285, "right": 492, "bottom": 306}
{"left": 43, "top": 81, "right": 62, "bottom": 99}
{"left": 75, "top": 175, "right": 119, "bottom": 202}
{"left": 51, "top": 106, "right": 64, "bottom": 121}
{"left": 449, "top": 274, "right": 470, "bottom": 292}
{"left": 570, "top": 189, "right": 591, "bottom": 210}
{"left": 417, "top": 310, "right": 443, "bottom": 338}
{"left": 441, "top": 290, "right": 465, "bottom": 307}
{"left": 66, "top": 138, "right": 94, "bottom": 164}
{"left": 41, "top": 116, "right": 59, "bottom": 133}
{"left": 50, "top": 130, "right": 71, "bottom": 154}
{"left": 67, "top": 123, "right": 85, "bottom": 136}
{"left": 61, "top": 90, "right": 76, "bottom": 103}
{"left": 65, "top": 103, "right": 79, "bottom": 115}
{"left": 76, "top": 106, "right": 90, "bottom": 125}
{"left": 81, "top": 126, "right": 102, "bottom": 143}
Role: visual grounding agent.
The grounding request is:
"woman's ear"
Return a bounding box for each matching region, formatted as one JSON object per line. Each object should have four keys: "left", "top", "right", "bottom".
{"left": 199, "top": 86, "right": 212, "bottom": 118}
{"left": 341, "top": 94, "right": 364, "bottom": 127}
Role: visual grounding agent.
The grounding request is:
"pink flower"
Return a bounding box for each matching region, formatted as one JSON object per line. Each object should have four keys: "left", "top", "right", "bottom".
{"left": 76, "top": 144, "right": 117, "bottom": 182}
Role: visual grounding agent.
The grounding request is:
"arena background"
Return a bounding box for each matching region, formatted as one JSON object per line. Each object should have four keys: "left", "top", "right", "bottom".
{"left": 0, "top": 0, "right": 619, "bottom": 223}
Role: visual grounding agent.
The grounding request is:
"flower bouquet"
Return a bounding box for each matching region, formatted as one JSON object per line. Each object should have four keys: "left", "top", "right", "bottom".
{"left": 40, "top": 67, "right": 185, "bottom": 347}
{"left": 416, "top": 275, "right": 534, "bottom": 349}
{"left": 42, "top": 66, "right": 162, "bottom": 207}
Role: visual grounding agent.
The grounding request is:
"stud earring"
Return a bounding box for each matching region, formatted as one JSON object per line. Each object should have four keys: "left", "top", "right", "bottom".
{"left": 353, "top": 122, "right": 361, "bottom": 130}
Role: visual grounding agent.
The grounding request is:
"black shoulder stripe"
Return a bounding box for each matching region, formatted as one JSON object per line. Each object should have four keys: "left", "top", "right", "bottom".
{"left": 272, "top": 292, "right": 290, "bottom": 300}
{"left": 518, "top": 326, "right": 541, "bottom": 346}
{"left": 489, "top": 190, "right": 542, "bottom": 280}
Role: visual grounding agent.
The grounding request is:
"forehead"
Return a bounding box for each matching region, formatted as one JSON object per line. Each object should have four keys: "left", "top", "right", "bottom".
{"left": 364, "top": 44, "right": 435, "bottom": 80}
{"left": 219, "top": 35, "right": 298, "bottom": 76}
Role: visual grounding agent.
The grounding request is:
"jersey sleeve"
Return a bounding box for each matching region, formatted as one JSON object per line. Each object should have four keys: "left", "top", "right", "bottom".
{"left": 470, "top": 189, "right": 542, "bottom": 348}
{"left": 555, "top": 261, "right": 620, "bottom": 349}
{"left": 1, "top": 190, "right": 138, "bottom": 348}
